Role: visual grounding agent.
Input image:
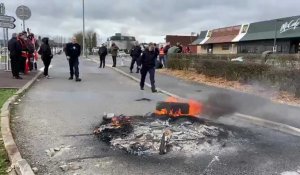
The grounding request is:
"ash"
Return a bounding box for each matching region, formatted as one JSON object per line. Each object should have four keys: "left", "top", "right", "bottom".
{"left": 94, "top": 114, "right": 233, "bottom": 156}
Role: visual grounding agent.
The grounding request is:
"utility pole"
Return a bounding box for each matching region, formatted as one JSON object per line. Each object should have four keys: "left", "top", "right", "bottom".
{"left": 82, "top": 0, "right": 86, "bottom": 57}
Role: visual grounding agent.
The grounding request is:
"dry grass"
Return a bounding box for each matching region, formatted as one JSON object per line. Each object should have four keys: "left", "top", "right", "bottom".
{"left": 158, "top": 69, "right": 300, "bottom": 107}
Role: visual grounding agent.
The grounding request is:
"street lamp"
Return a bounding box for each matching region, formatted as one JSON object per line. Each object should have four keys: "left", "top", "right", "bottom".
{"left": 82, "top": 0, "right": 86, "bottom": 57}
{"left": 273, "top": 19, "right": 283, "bottom": 53}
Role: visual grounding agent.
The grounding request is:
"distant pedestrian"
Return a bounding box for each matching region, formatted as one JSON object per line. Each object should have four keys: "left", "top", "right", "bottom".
{"left": 65, "top": 37, "right": 82, "bottom": 82}
{"left": 140, "top": 43, "right": 157, "bottom": 93}
{"left": 111, "top": 43, "right": 119, "bottom": 67}
{"left": 159, "top": 46, "right": 165, "bottom": 67}
{"left": 153, "top": 43, "right": 159, "bottom": 58}
{"left": 163, "top": 42, "right": 171, "bottom": 67}
{"left": 98, "top": 44, "right": 108, "bottom": 68}
{"left": 38, "top": 37, "right": 53, "bottom": 78}
{"left": 8, "top": 33, "right": 22, "bottom": 79}
{"left": 129, "top": 41, "right": 142, "bottom": 73}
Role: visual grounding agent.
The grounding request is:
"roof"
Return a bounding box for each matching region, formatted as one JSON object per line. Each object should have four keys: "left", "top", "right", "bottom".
{"left": 205, "top": 26, "right": 241, "bottom": 44}
{"left": 190, "top": 31, "right": 208, "bottom": 45}
{"left": 166, "top": 35, "right": 198, "bottom": 46}
{"left": 240, "top": 15, "right": 300, "bottom": 41}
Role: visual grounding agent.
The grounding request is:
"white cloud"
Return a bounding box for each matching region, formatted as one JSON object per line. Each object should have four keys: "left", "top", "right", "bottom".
{"left": 1, "top": 0, "right": 300, "bottom": 43}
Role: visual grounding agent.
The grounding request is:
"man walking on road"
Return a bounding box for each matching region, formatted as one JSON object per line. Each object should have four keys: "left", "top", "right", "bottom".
{"left": 98, "top": 44, "right": 108, "bottom": 68}
{"left": 130, "top": 41, "right": 142, "bottom": 73}
{"left": 111, "top": 43, "right": 119, "bottom": 67}
{"left": 65, "top": 37, "right": 82, "bottom": 82}
{"left": 8, "top": 33, "right": 22, "bottom": 79}
{"left": 140, "top": 43, "right": 157, "bottom": 93}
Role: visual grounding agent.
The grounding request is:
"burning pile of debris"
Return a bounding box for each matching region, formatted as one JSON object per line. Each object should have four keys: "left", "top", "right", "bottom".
{"left": 94, "top": 97, "right": 235, "bottom": 156}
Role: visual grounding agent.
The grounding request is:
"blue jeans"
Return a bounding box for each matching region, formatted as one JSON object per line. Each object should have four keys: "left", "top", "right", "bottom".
{"left": 159, "top": 56, "right": 166, "bottom": 67}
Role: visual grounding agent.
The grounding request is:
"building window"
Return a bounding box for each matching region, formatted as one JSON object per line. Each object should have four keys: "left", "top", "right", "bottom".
{"left": 207, "top": 31, "right": 212, "bottom": 37}
{"left": 222, "top": 44, "right": 230, "bottom": 50}
{"left": 241, "top": 24, "right": 249, "bottom": 33}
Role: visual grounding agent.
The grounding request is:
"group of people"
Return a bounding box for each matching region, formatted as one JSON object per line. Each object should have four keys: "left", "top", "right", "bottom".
{"left": 8, "top": 31, "right": 185, "bottom": 93}
{"left": 95, "top": 41, "right": 188, "bottom": 93}
{"left": 8, "top": 32, "right": 83, "bottom": 82}
{"left": 8, "top": 31, "right": 42, "bottom": 79}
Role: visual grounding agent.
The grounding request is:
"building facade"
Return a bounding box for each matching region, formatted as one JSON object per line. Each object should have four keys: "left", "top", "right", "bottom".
{"left": 191, "top": 15, "right": 300, "bottom": 54}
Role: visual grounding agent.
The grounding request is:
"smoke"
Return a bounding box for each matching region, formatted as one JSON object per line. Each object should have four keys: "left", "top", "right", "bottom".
{"left": 203, "top": 93, "right": 237, "bottom": 119}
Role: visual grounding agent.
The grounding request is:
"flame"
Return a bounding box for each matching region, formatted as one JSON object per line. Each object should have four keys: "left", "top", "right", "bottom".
{"left": 155, "top": 97, "right": 203, "bottom": 118}
{"left": 111, "top": 116, "right": 131, "bottom": 128}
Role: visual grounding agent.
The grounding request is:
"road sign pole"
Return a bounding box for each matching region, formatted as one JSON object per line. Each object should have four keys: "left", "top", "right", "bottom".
{"left": 5, "top": 28, "right": 9, "bottom": 71}
{"left": 23, "top": 20, "right": 25, "bottom": 31}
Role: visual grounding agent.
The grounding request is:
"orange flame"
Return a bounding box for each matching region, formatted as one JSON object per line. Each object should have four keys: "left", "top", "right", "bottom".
{"left": 155, "top": 97, "right": 203, "bottom": 118}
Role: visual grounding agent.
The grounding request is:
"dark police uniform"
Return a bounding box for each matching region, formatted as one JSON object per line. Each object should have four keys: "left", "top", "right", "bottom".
{"left": 65, "top": 42, "right": 81, "bottom": 81}
{"left": 140, "top": 48, "right": 157, "bottom": 92}
{"left": 130, "top": 45, "right": 142, "bottom": 73}
{"left": 8, "top": 36, "right": 22, "bottom": 79}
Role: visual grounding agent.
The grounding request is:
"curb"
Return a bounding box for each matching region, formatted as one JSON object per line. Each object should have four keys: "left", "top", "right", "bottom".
{"left": 110, "top": 66, "right": 300, "bottom": 137}
{"left": 1, "top": 71, "right": 43, "bottom": 175}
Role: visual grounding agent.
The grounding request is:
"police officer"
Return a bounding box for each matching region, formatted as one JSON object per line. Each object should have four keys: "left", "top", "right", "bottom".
{"left": 8, "top": 33, "right": 22, "bottom": 79}
{"left": 98, "top": 44, "right": 108, "bottom": 68}
{"left": 65, "top": 37, "right": 82, "bottom": 82}
{"left": 129, "top": 41, "right": 142, "bottom": 73}
{"left": 140, "top": 43, "right": 158, "bottom": 93}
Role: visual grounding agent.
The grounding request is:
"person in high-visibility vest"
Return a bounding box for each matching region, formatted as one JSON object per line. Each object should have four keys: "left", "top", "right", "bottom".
{"left": 159, "top": 46, "right": 165, "bottom": 67}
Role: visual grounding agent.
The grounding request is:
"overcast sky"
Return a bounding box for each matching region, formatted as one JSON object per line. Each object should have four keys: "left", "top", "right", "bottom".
{"left": 2, "top": 0, "right": 300, "bottom": 43}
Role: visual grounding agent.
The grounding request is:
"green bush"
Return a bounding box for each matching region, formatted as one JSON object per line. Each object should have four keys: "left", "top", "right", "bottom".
{"left": 194, "top": 59, "right": 270, "bottom": 82}
{"left": 166, "top": 53, "right": 300, "bottom": 97}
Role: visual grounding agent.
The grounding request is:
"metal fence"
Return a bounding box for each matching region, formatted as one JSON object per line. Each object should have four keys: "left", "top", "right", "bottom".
{"left": 0, "top": 46, "right": 10, "bottom": 70}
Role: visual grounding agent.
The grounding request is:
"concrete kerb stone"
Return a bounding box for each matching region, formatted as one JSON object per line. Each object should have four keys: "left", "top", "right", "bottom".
{"left": 0, "top": 71, "right": 43, "bottom": 175}
{"left": 109, "top": 66, "right": 300, "bottom": 137}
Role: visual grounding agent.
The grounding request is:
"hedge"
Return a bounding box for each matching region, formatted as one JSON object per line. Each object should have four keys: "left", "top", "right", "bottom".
{"left": 166, "top": 54, "right": 300, "bottom": 97}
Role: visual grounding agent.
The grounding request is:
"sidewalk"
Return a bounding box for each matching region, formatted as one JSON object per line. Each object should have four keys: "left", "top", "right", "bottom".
{"left": 0, "top": 70, "right": 39, "bottom": 89}
{"left": 108, "top": 60, "right": 300, "bottom": 129}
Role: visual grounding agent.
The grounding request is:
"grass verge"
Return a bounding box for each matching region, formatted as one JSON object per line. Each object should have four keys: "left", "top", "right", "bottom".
{"left": 0, "top": 89, "right": 17, "bottom": 174}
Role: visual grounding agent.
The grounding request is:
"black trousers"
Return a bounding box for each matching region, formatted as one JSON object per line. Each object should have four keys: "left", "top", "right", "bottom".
{"left": 19, "top": 56, "right": 26, "bottom": 73}
{"left": 100, "top": 55, "right": 106, "bottom": 68}
{"left": 130, "top": 56, "right": 140, "bottom": 72}
{"left": 69, "top": 58, "right": 79, "bottom": 78}
{"left": 112, "top": 56, "right": 117, "bottom": 67}
{"left": 42, "top": 58, "right": 51, "bottom": 76}
{"left": 140, "top": 67, "right": 155, "bottom": 90}
{"left": 10, "top": 56, "right": 20, "bottom": 77}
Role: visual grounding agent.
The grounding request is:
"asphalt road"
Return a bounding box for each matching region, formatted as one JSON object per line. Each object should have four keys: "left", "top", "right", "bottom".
{"left": 11, "top": 55, "right": 300, "bottom": 175}
{"left": 101, "top": 55, "right": 300, "bottom": 129}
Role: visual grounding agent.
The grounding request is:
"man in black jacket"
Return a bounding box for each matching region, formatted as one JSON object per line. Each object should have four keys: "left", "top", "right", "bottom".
{"left": 65, "top": 37, "right": 81, "bottom": 82}
{"left": 130, "top": 42, "right": 142, "bottom": 73}
{"left": 8, "top": 33, "right": 22, "bottom": 79}
{"left": 140, "top": 43, "right": 157, "bottom": 93}
{"left": 98, "top": 44, "right": 108, "bottom": 68}
{"left": 38, "top": 37, "right": 53, "bottom": 78}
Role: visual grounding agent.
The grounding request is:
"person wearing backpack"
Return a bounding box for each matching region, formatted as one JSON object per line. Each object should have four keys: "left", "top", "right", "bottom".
{"left": 98, "top": 44, "right": 108, "bottom": 68}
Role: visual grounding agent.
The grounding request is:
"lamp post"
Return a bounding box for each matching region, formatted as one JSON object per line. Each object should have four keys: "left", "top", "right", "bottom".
{"left": 273, "top": 19, "right": 283, "bottom": 53}
{"left": 82, "top": 0, "right": 86, "bottom": 57}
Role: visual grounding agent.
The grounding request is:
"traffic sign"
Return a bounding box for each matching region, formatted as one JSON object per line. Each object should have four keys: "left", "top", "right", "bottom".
{"left": 0, "top": 21, "right": 15, "bottom": 29}
{"left": 0, "top": 15, "right": 16, "bottom": 23}
{"left": 16, "top": 5, "right": 31, "bottom": 21}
